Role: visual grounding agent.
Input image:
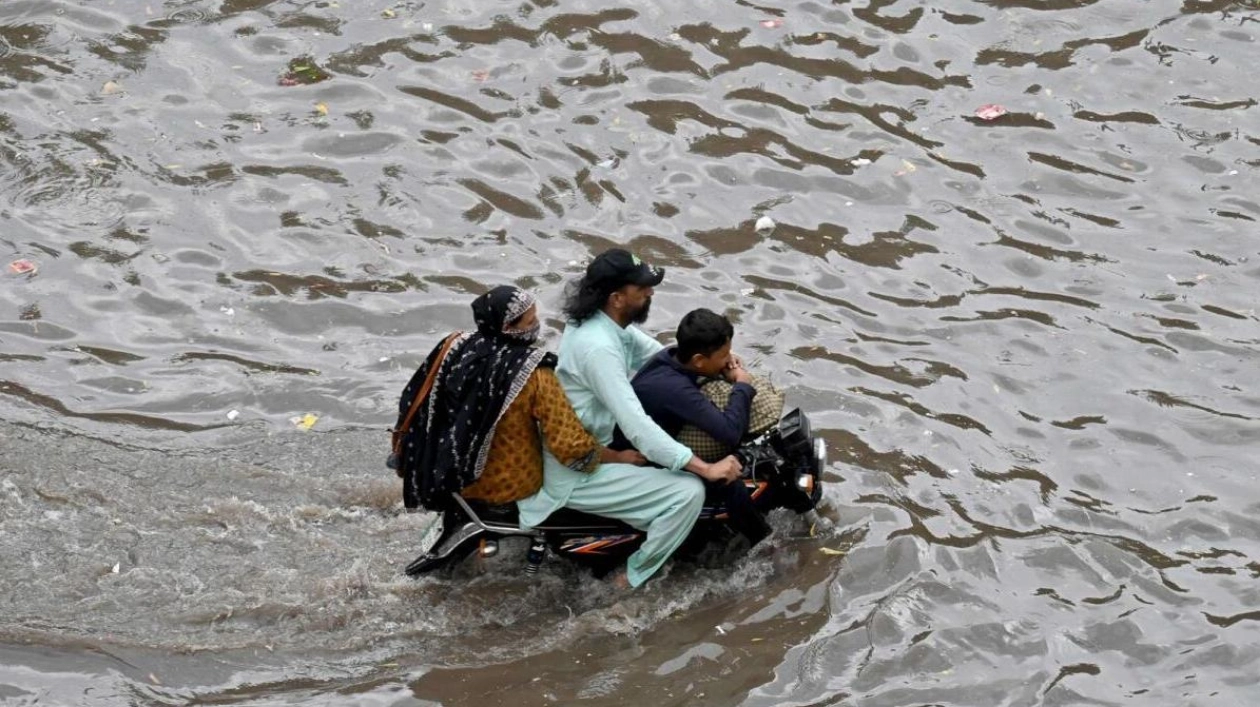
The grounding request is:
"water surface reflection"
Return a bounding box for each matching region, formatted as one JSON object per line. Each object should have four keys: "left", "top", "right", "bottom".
{"left": 1, "top": 0, "right": 1258, "bottom": 704}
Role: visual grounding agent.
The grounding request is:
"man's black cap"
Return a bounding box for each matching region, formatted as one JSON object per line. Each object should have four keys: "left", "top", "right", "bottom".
{"left": 584, "top": 248, "right": 665, "bottom": 292}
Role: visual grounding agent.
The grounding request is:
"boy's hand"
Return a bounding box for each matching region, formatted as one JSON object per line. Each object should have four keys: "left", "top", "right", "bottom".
{"left": 724, "top": 358, "right": 752, "bottom": 384}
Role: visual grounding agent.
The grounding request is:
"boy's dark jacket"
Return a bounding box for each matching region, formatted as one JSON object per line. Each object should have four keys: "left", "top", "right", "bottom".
{"left": 612, "top": 346, "right": 757, "bottom": 451}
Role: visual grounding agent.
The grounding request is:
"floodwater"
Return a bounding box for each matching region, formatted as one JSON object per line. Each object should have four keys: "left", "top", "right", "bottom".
{"left": 1, "top": 0, "right": 1258, "bottom": 704}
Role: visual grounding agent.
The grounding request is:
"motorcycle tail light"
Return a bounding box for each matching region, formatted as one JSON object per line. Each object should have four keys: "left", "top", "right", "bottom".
{"left": 796, "top": 473, "right": 815, "bottom": 497}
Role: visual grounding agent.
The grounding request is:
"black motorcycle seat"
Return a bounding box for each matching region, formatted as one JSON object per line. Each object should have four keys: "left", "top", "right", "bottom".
{"left": 463, "top": 500, "right": 633, "bottom": 532}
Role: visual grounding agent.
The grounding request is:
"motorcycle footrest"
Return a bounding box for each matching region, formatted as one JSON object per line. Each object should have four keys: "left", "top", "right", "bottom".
{"left": 404, "top": 521, "right": 483, "bottom": 576}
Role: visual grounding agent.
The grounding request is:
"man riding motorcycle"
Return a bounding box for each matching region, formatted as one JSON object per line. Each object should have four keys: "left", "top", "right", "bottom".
{"left": 393, "top": 252, "right": 742, "bottom": 587}
{"left": 515, "top": 249, "right": 742, "bottom": 587}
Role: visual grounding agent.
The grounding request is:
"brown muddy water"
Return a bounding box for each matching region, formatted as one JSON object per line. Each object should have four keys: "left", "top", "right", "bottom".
{"left": 1, "top": 0, "right": 1258, "bottom": 704}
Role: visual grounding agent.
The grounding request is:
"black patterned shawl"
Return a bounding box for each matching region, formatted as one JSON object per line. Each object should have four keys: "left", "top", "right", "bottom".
{"left": 395, "top": 286, "right": 550, "bottom": 510}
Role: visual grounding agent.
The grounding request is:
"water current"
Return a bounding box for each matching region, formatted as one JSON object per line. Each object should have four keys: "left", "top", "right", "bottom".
{"left": 1, "top": 0, "right": 1258, "bottom": 704}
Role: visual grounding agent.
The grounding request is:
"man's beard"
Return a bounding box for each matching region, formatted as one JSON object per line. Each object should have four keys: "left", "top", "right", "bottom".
{"left": 630, "top": 297, "right": 652, "bottom": 324}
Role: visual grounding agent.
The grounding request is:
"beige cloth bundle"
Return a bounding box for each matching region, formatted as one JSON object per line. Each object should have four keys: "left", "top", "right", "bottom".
{"left": 676, "top": 374, "right": 785, "bottom": 462}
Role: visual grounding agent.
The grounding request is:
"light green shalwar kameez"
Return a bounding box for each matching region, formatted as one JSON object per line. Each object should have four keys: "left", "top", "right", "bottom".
{"left": 517, "top": 312, "right": 705, "bottom": 587}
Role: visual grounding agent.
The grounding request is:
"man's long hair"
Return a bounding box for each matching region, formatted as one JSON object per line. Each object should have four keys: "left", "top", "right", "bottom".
{"left": 561, "top": 277, "right": 608, "bottom": 324}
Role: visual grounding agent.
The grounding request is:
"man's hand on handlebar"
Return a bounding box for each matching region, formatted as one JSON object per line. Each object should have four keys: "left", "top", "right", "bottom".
{"left": 697, "top": 455, "right": 742, "bottom": 484}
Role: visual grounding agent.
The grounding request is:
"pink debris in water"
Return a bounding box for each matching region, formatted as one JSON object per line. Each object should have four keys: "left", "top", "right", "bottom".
{"left": 760, "top": 19, "right": 784, "bottom": 29}
{"left": 9, "top": 259, "right": 37, "bottom": 275}
{"left": 975, "top": 104, "right": 1007, "bottom": 121}
{"left": 471, "top": 70, "right": 490, "bottom": 82}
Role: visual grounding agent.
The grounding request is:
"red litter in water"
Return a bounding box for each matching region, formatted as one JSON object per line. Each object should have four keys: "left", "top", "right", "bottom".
{"left": 9, "top": 259, "right": 37, "bottom": 275}
{"left": 760, "top": 19, "right": 784, "bottom": 28}
{"left": 975, "top": 104, "right": 1007, "bottom": 120}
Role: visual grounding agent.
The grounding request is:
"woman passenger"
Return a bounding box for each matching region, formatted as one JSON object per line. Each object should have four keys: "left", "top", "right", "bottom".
{"left": 393, "top": 285, "right": 642, "bottom": 511}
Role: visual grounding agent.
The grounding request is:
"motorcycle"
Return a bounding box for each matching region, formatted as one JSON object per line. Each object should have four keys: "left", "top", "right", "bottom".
{"left": 404, "top": 408, "right": 827, "bottom": 578}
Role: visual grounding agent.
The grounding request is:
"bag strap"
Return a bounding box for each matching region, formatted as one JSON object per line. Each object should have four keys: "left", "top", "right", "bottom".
{"left": 392, "top": 332, "right": 461, "bottom": 455}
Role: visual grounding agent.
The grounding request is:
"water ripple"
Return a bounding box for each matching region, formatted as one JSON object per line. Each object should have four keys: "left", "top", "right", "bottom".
{"left": 1, "top": 0, "right": 1259, "bottom": 703}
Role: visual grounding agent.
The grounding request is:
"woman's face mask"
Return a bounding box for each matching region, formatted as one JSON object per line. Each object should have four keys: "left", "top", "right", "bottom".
{"left": 505, "top": 321, "right": 540, "bottom": 343}
{"left": 503, "top": 303, "right": 540, "bottom": 343}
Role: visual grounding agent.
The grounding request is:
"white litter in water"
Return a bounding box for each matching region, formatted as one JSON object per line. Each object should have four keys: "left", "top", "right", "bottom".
{"left": 755, "top": 216, "right": 776, "bottom": 234}
{"left": 852, "top": 158, "right": 872, "bottom": 166}
{"left": 226, "top": 410, "right": 239, "bottom": 421}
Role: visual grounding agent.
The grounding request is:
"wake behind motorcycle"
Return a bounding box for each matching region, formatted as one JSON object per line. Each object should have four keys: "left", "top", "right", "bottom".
{"left": 404, "top": 408, "right": 827, "bottom": 578}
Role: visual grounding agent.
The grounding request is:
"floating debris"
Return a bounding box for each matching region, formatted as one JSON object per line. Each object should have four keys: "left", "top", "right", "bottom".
{"left": 101, "top": 80, "right": 122, "bottom": 95}
{"left": 278, "top": 56, "right": 331, "bottom": 86}
{"left": 974, "top": 104, "right": 1007, "bottom": 121}
{"left": 851, "top": 158, "right": 872, "bottom": 167}
{"left": 760, "top": 19, "right": 784, "bottom": 29}
{"left": 755, "top": 215, "right": 776, "bottom": 235}
{"left": 226, "top": 410, "right": 240, "bottom": 421}
{"left": 8, "top": 259, "right": 37, "bottom": 275}
{"left": 293, "top": 413, "right": 319, "bottom": 431}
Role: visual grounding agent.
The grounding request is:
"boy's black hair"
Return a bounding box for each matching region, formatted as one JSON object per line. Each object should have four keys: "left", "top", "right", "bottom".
{"left": 676, "top": 308, "right": 734, "bottom": 362}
